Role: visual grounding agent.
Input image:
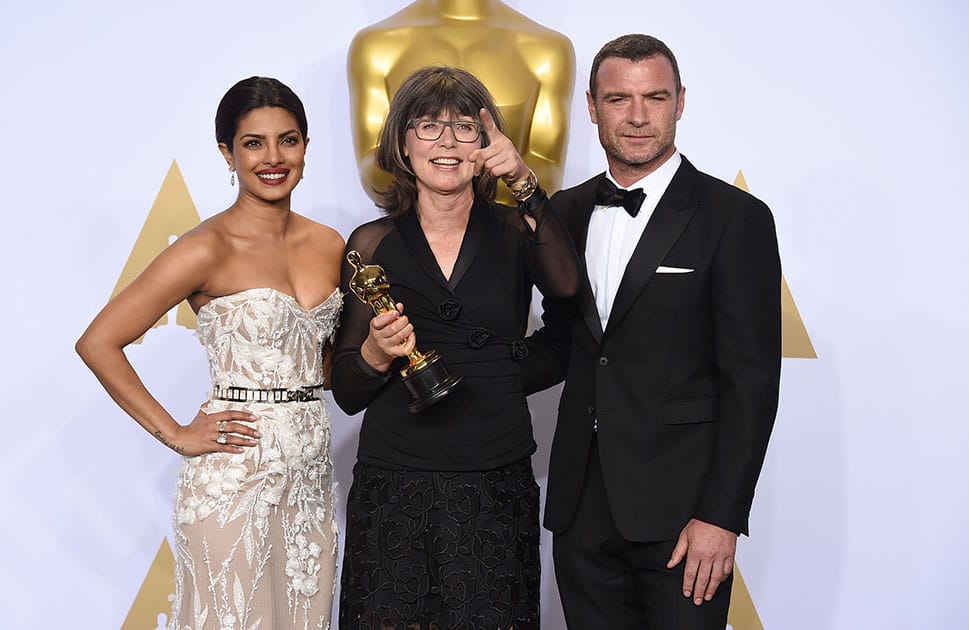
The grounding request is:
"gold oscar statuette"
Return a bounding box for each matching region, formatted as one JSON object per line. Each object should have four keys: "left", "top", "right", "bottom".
{"left": 346, "top": 249, "right": 462, "bottom": 412}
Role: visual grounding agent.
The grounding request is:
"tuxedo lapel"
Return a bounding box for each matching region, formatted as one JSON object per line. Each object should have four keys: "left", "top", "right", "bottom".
{"left": 604, "top": 160, "right": 698, "bottom": 337}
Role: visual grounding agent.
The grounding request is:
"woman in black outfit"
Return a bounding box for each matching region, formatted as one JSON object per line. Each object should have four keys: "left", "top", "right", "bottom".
{"left": 332, "top": 66, "right": 578, "bottom": 630}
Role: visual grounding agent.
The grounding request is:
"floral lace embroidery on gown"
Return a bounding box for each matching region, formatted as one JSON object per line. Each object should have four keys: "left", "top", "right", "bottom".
{"left": 170, "top": 287, "right": 342, "bottom": 630}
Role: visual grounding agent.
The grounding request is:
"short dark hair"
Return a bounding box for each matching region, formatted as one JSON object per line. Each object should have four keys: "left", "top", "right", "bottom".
{"left": 215, "top": 76, "right": 308, "bottom": 150}
{"left": 589, "top": 34, "right": 682, "bottom": 98}
{"left": 375, "top": 66, "right": 505, "bottom": 216}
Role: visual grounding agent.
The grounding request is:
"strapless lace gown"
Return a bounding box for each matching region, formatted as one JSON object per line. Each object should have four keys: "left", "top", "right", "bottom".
{"left": 170, "top": 287, "right": 342, "bottom": 630}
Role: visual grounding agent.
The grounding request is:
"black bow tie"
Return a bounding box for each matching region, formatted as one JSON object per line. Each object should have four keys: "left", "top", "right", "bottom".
{"left": 595, "top": 177, "right": 646, "bottom": 217}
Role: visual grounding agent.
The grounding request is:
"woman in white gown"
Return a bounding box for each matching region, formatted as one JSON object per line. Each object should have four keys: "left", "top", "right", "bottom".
{"left": 76, "top": 76, "right": 344, "bottom": 629}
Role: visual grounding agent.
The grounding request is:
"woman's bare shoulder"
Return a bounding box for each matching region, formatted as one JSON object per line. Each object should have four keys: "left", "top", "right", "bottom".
{"left": 160, "top": 211, "right": 234, "bottom": 270}
{"left": 181, "top": 209, "right": 231, "bottom": 240}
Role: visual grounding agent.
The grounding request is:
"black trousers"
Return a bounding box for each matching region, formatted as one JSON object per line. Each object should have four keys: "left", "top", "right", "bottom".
{"left": 552, "top": 436, "right": 733, "bottom": 629}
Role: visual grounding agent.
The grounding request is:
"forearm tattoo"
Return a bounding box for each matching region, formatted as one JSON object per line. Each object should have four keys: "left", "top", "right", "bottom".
{"left": 154, "top": 430, "right": 185, "bottom": 454}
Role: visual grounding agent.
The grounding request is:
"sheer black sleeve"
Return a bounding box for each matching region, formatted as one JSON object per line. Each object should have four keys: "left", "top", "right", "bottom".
{"left": 517, "top": 188, "right": 580, "bottom": 299}
{"left": 521, "top": 187, "right": 577, "bottom": 394}
{"left": 331, "top": 219, "right": 396, "bottom": 416}
{"left": 522, "top": 297, "right": 572, "bottom": 395}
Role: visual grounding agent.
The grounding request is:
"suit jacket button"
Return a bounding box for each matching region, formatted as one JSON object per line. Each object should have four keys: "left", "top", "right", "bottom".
{"left": 598, "top": 356, "right": 609, "bottom": 366}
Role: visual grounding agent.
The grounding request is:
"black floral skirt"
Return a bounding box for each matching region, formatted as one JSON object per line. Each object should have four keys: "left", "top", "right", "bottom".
{"left": 338, "top": 458, "right": 541, "bottom": 630}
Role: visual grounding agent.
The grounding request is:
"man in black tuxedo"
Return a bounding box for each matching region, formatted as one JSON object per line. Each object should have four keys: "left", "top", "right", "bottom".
{"left": 525, "top": 34, "right": 781, "bottom": 628}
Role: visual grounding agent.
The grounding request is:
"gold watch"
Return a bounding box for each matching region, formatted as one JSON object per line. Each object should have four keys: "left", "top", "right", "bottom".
{"left": 507, "top": 169, "right": 538, "bottom": 202}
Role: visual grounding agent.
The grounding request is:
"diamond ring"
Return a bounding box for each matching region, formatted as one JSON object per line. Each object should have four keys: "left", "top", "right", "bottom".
{"left": 217, "top": 420, "right": 227, "bottom": 433}
{"left": 216, "top": 434, "right": 228, "bottom": 445}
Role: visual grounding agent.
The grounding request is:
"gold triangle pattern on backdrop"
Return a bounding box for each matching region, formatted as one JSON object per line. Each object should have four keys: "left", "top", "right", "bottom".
{"left": 121, "top": 538, "right": 175, "bottom": 630}
{"left": 110, "top": 160, "right": 203, "bottom": 343}
{"left": 727, "top": 565, "right": 765, "bottom": 630}
{"left": 733, "top": 170, "right": 817, "bottom": 359}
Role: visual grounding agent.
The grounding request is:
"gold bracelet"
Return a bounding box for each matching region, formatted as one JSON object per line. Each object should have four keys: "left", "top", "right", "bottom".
{"left": 507, "top": 169, "right": 538, "bottom": 202}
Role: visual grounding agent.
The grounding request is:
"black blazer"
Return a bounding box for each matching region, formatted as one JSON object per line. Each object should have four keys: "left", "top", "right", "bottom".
{"left": 525, "top": 156, "right": 781, "bottom": 542}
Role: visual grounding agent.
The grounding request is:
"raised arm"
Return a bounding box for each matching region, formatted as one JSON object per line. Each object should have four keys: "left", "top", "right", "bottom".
{"left": 469, "top": 108, "right": 579, "bottom": 299}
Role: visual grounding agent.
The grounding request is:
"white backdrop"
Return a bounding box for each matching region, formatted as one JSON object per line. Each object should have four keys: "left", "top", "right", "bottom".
{"left": 1, "top": 1, "right": 967, "bottom": 628}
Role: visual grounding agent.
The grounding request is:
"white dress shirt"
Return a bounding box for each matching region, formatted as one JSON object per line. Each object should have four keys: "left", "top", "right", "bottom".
{"left": 586, "top": 152, "right": 682, "bottom": 331}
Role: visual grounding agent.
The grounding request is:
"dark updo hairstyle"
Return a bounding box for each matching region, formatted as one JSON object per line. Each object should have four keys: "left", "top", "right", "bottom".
{"left": 375, "top": 65, "right": 505, "bottom": 217}
{"left": 215, "top": 76, "right": 308, "bottom": 150}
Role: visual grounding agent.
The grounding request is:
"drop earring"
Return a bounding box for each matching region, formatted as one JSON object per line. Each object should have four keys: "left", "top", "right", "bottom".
{"left": 229, "top": 166, "right": 235, "bottom": 186}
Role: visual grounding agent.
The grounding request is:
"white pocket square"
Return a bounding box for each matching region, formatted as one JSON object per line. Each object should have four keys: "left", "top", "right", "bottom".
{"left": 655, "top": 265, "right": 694, "bottom": 273}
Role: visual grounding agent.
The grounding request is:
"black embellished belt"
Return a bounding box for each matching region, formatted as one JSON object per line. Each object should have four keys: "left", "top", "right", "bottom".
{"left": 211, "top": 384, "right": 323, "bottom": 404}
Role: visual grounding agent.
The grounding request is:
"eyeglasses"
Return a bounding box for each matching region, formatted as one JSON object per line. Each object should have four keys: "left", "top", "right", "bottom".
{"left": 408, "top": 119, "right": 482, "bottom": 143}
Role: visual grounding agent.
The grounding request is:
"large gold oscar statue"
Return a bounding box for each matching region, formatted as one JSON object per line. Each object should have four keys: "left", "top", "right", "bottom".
{"left": 347, "top": 0, "right": 576, "bottom": 205}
